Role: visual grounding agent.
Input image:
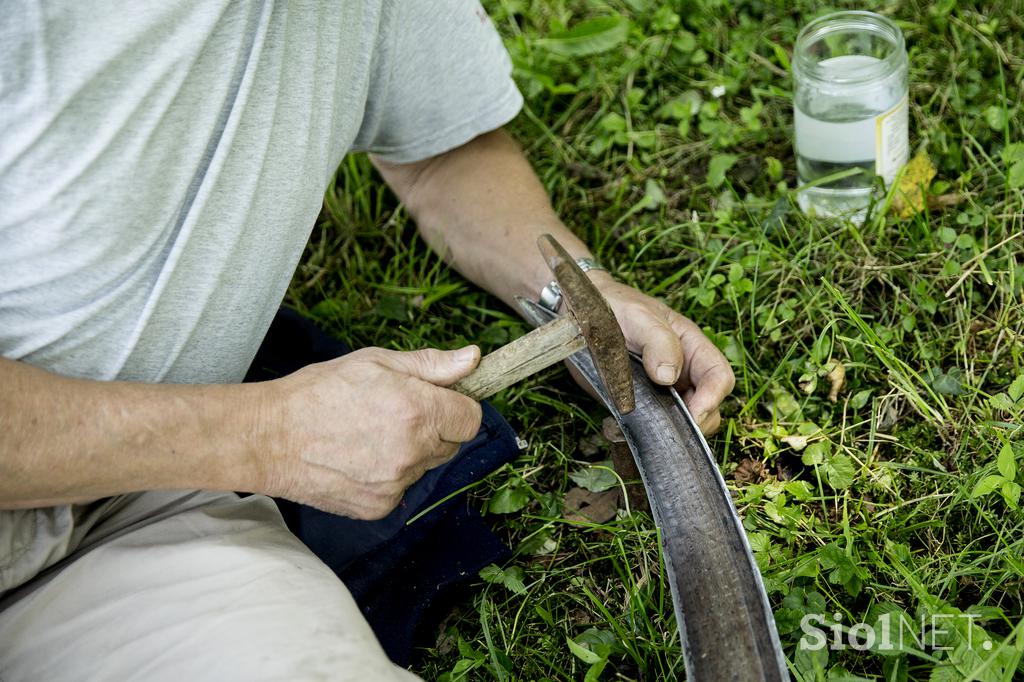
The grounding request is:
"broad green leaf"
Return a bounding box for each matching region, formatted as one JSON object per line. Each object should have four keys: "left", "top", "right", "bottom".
{"left": 802, "top": 440, "right": 830, "bottom": 466}
{"left": 373, "top": 294, "right": 407, "bottom": 321}
{"left": 928, "top": 664, "right": 963, "bottom": 682}
{"left": 537, "top": 16, "right": 630, "bottom": 57}
{"left": 785, "top": 480, "right": 813, "bottom": 501}
{"left": 1002, "top": 480, "right": 1021, "bottom": 509}
{"left": 763, "top": 497, "right": 788, "bottom": 524}
{"left": 988, "top": 392, "right": 1017, "bottom": 412}
{"left": 1002, "top": 142, "right": 1024, "bottom": 164}
{"left": 577, "top": 626, "right": 616, "bottom": 682}
{"left": 656, "top": 99, "right": 690, "bottom": 120}
{"left": 673, "top": 31, "right": 697, "bottom": 53}
{"left": 566, "top": 636, "right": 603, "bottom": 664}
{"left": 598, "top": 112, "right": 626, "bottom": 132}
{"left": 819, "top": 543, "right": 868, "bottom": 596}
{"left": 984, "top": 105, "right": 1008, "bottom": 131}
{"left": 575, "top": 627, "right": 616, "bottom": 652}
{"left": 569, "top": 462, "right": 618, "bottom": 493}
{"left": 826, "top": 454, "right": 856, "bottom": 490}
{"left": 811, "top": 327, "right": 833, "bottom": 365}
{"left": 773, "top": 607, "right": 807, "bottom": 634}
{"left": 479, "top": 564, "right": 526, "bottom": 594}
{"left": 926, "top": 367, "right": 965, "bottom": 396}
{"left": 747, "top": 531, "right": 771, "bottom": 554}
{"left": 997, "top": 442, "right": 1017, "bottom": 480}
{"left": 769, "top": 386, "right": 802, "bottom": 419}
{"left": 707, "top": 153, "right": 739, "bottom": 188}
{"left": 677, "top": 118, "right": 691, "bottom": 138}
{"left": 656, "top": 90, "right": 702, "bottom": 121}
{"left": 851, "top": 389, "right": 873, "bottom": 410}
{"left": 882, "top": 655, "right": 910, "bottom": 682}
{"left": 739, "top": 100, "right": 763, "bottom": 130}
{"left": 867, "top": 606, "right": 919, "bottom": 657}
{"left": 503, "top": 567, "right": 527, "bottom": 594}
{"left": 1008, "top": 160, "right": 1024, "bottom": 189}
{"left": 1009, "top": 374, "right": 1024, "bottom": 402}
{"left": 449, "top": 658, "right": 479, "bottom": 676}
{"left": 650, "top": 4, "right": 680, "bottom": 32}
{"left": 479, "top": 564, "right": 503, "bottom": 583}
{"left": 794, "top": 639, "right": 829, "bottom": 680}
{"left": 583, "top": 660, "right": 608, "bottom": 682}
{"left": 488, "top": 484, "right": 530, "bottom": 514}
{"left": 771, "top": 42, "right": 791, "bottom": 70}
{"left": 638, "top": 178, "right": 666, "bottom": 210}
{"left": 521, "top": 531, "right": 557, "bottom": 557}
{"left": 971, "top": 474, "right": 1005, "bottom": 498}
{"left": 457, "top": 637, "right": 485, "bottom": 661}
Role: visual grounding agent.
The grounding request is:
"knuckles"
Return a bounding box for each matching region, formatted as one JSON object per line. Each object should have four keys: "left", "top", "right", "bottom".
{"left": 363, "top": 489, "right": 405, "bottom": 520}
{"left": 723, "top": 370, "right": 737, "bottom": 395}
{"left": 275, "top": 346, "right": 488, "bottom": 521}
{"left": 455, "top": 395, "right": 484, "bottom": 436}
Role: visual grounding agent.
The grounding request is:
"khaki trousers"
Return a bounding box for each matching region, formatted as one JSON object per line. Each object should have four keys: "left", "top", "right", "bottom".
{"left": 0, "top": 491, "right": 421, "bottom": 681}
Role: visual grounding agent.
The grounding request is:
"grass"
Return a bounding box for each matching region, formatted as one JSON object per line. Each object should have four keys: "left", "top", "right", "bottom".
{"left": 286, "top": 1, "right": 1024, "bottom": 679}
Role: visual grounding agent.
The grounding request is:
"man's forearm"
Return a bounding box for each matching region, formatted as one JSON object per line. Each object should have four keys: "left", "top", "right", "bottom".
{"left": 372, "top": 130, "right": 611, "bottom": 309}
{"left": 0, "top": 358, "right": 265, "bottom": 509}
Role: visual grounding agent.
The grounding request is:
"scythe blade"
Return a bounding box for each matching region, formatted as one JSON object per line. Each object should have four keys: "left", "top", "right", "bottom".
{"left": 519, "top": 298, "right": 789, "bottom": 682}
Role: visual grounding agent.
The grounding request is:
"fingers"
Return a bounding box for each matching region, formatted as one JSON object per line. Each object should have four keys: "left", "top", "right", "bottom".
{"left": 701, "top": 410, "right": 722, "bottom": 435}
{"left": 622, "top": 305, "right": 684, "bottom": 386}
{"left": 369, "top": 347, "right": 482, "bottom": 468}
{"left": 272, "top": 347, "right": 485, "bottom": 521}
{"left": 678, "top": 385, "right": 721, "bottom": 434}
{"left": 367, "top": 346, "right": 480, "bottom": 386}
{"left": 428, "top": 386, "right": 483, "bottom": 445}
{"left": 666, "top": 312, "right": 735, "bottom": 424}
{"left": 605, "top": 284, "right": 735, "bottom": 428}
{"left": 688, "top": 362, "right": 734, "bottom": 422}
{"left": 359, "top": 345, "right": 482, "bottom": 443}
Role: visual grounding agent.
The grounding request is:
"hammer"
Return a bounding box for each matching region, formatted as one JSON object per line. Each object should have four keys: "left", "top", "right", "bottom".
{"left": 451, "top": 234, "right": 636, "bottom": 414}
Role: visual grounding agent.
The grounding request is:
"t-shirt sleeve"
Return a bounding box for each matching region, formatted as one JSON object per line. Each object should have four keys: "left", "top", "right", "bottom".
{"left": 351, "top": 0, "right": 524, "bottom": 164}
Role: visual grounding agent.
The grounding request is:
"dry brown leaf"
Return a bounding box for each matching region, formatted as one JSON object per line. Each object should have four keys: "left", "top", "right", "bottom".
{"left": 827, "top": 361, "right": 846, "bottom": 402}
{"left": 576, "top": 432, "right": 606, "bottom": 458}
{"left": 781, "top": 434, "right": 809, "bottom": 451}
{"left": 733, "top": 458, "right": 767, "bottom": 485}
{"left": 892, "top": 152, "right": 938, "bottom": 219}
{"left": 563, "top": 487, "right": 620, "bottom": 524}
{"left": 927, "top": 192, "right": 970, "bottom": 211}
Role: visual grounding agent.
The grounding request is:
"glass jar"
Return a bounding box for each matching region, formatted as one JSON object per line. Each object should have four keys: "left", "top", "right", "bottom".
{"left": 792, "top": 11, "right": 909, "bottom": 222}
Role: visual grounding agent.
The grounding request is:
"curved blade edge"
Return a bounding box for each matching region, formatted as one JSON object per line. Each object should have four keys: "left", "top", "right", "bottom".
{"left": 518, "top": 298, "right": 789, "bottom": 682}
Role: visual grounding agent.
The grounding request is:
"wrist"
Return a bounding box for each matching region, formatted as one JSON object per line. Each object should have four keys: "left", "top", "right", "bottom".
{"left": 536, "top": 257, "right": 615, "bottom": 313}
{"left": 209, "top": 381, "right": 285, "bottom": 497}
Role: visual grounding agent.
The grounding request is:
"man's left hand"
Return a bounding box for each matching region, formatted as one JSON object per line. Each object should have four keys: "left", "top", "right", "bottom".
{"left": 589, "top": 273, "right": 735, "bottom": 435}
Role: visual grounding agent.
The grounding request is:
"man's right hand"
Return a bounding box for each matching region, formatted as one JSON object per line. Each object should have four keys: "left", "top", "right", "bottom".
{"left": 256, "top": 346, "right": 483, "bottom": 520}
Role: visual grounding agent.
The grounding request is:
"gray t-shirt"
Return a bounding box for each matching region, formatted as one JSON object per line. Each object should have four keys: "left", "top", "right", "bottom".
{"left": 0, "top": 0, "right": 523, "bottom": 385}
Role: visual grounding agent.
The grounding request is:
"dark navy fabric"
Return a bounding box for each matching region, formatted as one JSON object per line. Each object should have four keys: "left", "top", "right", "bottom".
{"left": 245, "top": 307, "right": 519, "bottom": 665}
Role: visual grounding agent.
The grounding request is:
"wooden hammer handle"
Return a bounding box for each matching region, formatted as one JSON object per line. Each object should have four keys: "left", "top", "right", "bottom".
{"left": 450, "top": 316, "right": 586, "bottom": 401}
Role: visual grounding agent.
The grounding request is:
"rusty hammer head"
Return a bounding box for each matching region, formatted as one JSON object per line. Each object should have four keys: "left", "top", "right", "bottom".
{"left": 537, "top": 234, "right": 636, "bottom": 414}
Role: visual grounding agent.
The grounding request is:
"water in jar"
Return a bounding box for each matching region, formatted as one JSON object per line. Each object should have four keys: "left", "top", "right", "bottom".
{"left": 792, "top": 13, "right": 909, "bottom": 223}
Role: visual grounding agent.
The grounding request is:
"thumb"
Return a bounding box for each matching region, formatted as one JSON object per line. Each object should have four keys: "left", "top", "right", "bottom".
{"left": 372, "top": 346, "right": 480, "bottom": 386}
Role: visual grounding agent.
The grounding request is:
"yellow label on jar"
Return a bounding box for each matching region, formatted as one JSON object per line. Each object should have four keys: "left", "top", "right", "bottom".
{"left": 875, "top": 95, "right": 909, "bottom": 185}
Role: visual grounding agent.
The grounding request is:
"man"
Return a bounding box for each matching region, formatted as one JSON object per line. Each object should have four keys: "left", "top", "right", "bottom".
{"left": 0, "top": 1, "right": 733, "bottom": 679}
